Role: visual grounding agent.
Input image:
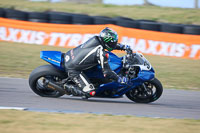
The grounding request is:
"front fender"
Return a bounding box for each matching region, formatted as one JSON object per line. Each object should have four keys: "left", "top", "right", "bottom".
{"left": 137, "top": 70, "right": 155, "bottom": 81}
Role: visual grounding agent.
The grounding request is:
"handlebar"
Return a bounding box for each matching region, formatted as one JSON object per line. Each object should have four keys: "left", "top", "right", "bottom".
{"left": 125, "top": 49, "right": 133, "bottom": 55}
{"left": 126, "top": 49, "right": 137, "bottom": 59}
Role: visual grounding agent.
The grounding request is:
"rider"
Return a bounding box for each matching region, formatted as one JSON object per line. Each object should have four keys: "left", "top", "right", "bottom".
{"left": 64, "top": 27, "right": 132, "bottom": 98}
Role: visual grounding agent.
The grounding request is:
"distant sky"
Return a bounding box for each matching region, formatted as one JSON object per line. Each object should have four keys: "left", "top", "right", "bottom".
{"left": 103, "top": 0, "right": 200, "bottom": 8}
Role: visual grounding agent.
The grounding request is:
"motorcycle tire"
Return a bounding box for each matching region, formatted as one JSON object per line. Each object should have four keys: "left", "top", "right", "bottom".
{"left": 183, "top": 25, "right": 200, "bottom": 35}
{"left": 29, "top": 65, "right": 67, "bottom": 98}
{"left": 0, "top": 8, "right": 5, "bottom": 17}
{"left": 72, "top": 14, "right": 94, "bottom": 24}
{"left": 5, "top": 9, "right": 28, "bottom": 21}
{"left": 160, "top": 23, "right": 183, "bottom": 34}
{"left": 116, "top": 20, "right": 140, "bottom": 29}
{"left": 48, "top": 12, "right": 72, "bottom": 24}
{"left": 126, "top": 78, "right": 163, "bottom": 103}
{"left": 93, "top": 16, "right": 116, "bottom": 25}
{"left": 139, "top": 21, "right": 161, "bottom": 31}
{"left": 28, "top": 12, "right": 49, "bottom": 23}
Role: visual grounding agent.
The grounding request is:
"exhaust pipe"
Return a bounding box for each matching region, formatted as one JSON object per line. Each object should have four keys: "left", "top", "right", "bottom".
{"left": 43, "top": 79, "right": 66, "bottom": 95}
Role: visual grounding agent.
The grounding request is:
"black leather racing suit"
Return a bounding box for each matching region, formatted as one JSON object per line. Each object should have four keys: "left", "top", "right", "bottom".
{"left": 64, "top": 36, "right": 126, "bottom": 94}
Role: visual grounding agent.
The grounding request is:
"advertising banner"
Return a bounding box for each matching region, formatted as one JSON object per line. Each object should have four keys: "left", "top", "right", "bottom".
{"left": 0, "top": 18, "right": 200, "bottom": 59}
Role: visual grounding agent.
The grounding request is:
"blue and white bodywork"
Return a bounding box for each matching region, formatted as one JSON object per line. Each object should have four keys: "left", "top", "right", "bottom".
{"left": 40, "top": 50, "right": 155, "bottom": 98}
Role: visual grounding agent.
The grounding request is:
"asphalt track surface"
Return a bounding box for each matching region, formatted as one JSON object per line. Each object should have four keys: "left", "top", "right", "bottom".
{"left": 0, "top": 77, "right": 200, "bottom": 119}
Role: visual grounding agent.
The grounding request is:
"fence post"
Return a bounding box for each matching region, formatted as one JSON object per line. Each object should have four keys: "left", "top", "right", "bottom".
{"left": 195, "top": 0, "right": 199, "bottom": 8}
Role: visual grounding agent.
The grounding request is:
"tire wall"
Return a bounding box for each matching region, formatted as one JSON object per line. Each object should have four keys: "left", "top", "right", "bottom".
{"left": 0, "top": 8, "right": 200, "bottom": 35}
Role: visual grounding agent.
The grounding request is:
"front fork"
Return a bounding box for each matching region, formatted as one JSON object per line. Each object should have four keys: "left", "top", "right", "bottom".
{"left": 140, "top": 83, "right": 153, "bottom": 97}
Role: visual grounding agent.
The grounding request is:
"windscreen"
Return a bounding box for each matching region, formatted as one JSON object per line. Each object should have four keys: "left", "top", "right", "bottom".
{"left": 129, "top": 53, "right": 151, "bottom": 70}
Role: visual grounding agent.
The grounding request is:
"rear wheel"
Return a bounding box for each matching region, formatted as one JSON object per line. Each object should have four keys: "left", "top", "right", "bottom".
{"left": 29, "top": 65, "right": 67, "bottom": 97}
{"left": 126, "top": 78, "right": 163, "bottom": 103}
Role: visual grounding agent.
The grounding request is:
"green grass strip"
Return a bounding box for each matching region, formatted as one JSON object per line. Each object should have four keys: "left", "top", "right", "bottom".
{"left": 0, "top": 110, "right": 200, "bottom": 133}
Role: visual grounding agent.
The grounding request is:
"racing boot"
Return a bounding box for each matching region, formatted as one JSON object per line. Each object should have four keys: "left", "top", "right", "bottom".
{"left": 81, "top": 84, "right": 96, "bottom": 99}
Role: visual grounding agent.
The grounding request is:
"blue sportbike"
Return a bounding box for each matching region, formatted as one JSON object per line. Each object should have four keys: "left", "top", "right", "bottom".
{"left": 29, "top": 50, "right": 163, "bottom": 103}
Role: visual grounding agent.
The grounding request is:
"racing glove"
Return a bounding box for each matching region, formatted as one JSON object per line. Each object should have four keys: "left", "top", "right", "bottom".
{"left": 124, "top": 45, "right": 132, "bottom": 54}
{"left": 116, "top": 43, "right": 132, "bottom": 53}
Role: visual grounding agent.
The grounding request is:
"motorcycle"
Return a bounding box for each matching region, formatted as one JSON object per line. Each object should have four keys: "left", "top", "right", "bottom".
{"left": 29, "top": 49, "right": 163, "bottom": 103}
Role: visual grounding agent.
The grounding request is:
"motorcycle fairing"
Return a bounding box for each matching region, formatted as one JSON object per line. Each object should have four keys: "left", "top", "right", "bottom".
{"left": 106, "top": 51, "right": 122, "bottom": 73}
{"left": 40, "top": 51, "right": 64, "bottom": 71}
{"left": 95, "top": 68, "right": 155, "bottom": 98}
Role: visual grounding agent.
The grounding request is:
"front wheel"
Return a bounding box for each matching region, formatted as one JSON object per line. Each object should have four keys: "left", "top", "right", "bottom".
{"left": 126, "top": 78, "right": 163, "bottom": 103}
